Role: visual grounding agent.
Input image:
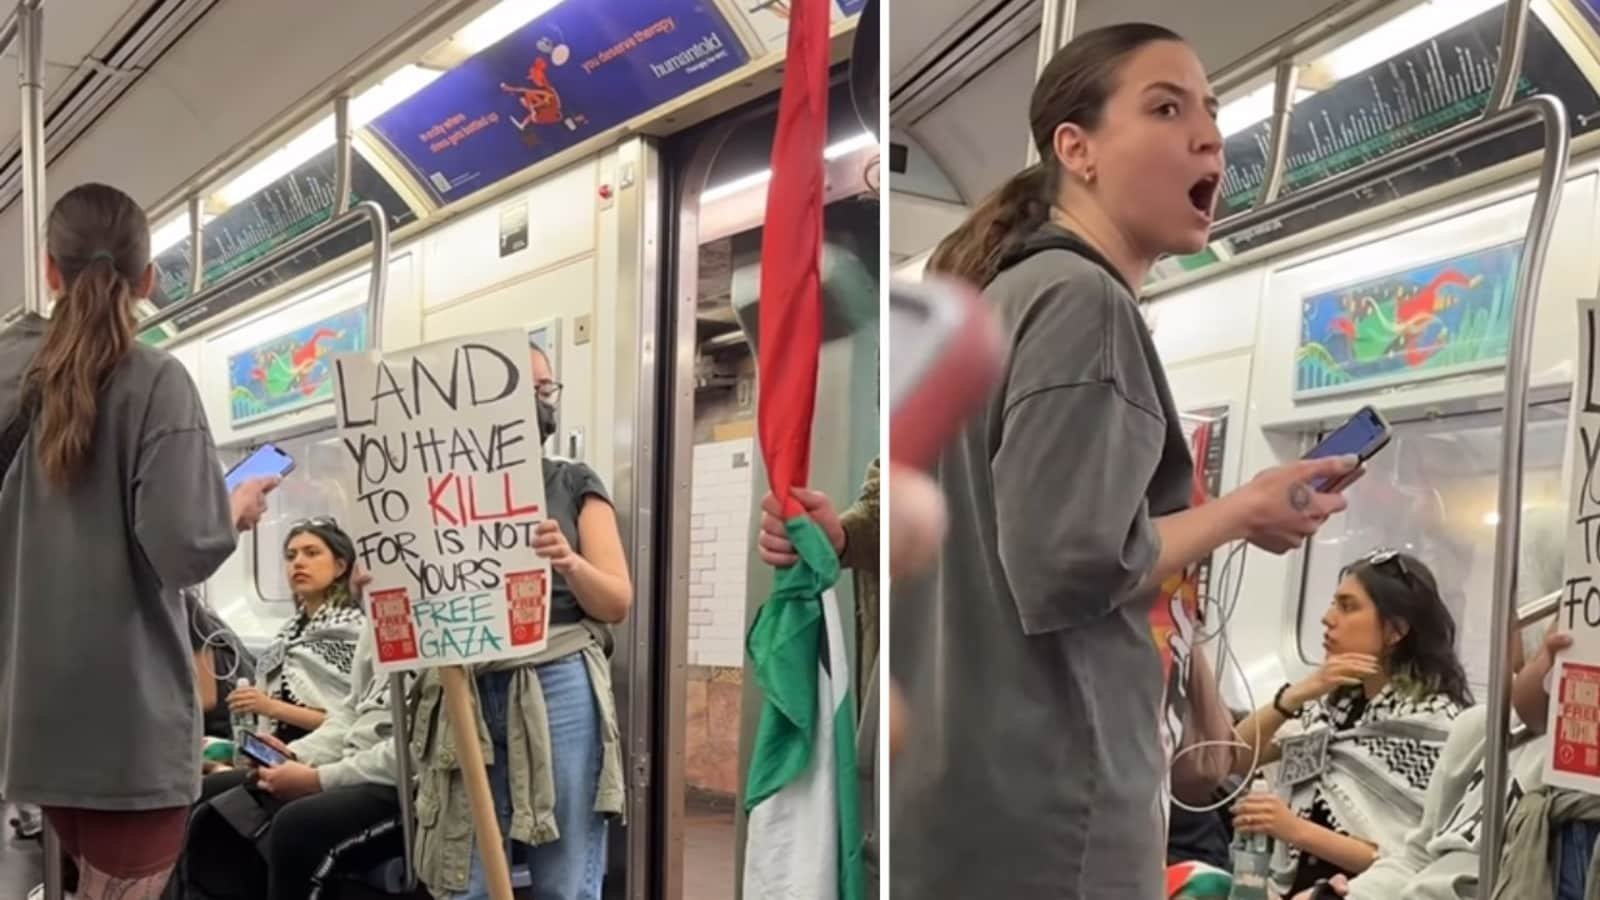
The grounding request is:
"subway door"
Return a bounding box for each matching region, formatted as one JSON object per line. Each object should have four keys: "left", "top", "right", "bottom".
{"left": 603, "top": 136, "right": 666, "bottom": 900}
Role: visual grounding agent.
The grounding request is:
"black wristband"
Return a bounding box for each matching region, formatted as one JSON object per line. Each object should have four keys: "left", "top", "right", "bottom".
{"left": 1273, "top": 683, "right": 1298, "bottom": 718}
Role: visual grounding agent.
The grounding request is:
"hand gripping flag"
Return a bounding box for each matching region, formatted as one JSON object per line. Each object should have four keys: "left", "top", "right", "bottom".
{"left": 740, "top": 0, "right": 864, "bottom": 896}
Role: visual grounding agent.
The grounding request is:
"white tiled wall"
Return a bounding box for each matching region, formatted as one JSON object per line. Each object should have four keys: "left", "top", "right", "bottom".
{"left": 689, "top": 438, "right": 756, "bottom": 668}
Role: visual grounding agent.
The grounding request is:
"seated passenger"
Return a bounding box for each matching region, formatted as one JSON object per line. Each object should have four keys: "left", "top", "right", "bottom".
{"left": 1482, "top": 618, "right": 1600, "bottom": 898}
{"left": 1230, "top": 550, "right": 1471, "bottom": 896}
{"left": 178, "top": 625, "right": 407, "bottom": 900}
{"left": 227, "top": 519, "right": 363, "bottom": 744}
{"left": 1291, "top": 622, "right": 1552, "bottom": 899}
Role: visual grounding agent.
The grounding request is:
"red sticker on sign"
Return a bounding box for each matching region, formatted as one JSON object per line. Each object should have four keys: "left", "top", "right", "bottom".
{"left": 371, "top": 588, "right": 419, "bottom": 664}
{"left": 1555, "top": 662, "right": 1600, "bottom": 778}
{"left": 506, "top": 570, "right": 548, "bottom": 647}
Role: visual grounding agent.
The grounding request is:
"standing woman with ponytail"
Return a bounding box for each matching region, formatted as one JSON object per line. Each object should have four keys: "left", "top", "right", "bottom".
{"left": 890, "top": 27, "right": 1363, "bottom": 900}
{"left": 0, "top": 183, "right": 269, "bottom": 899}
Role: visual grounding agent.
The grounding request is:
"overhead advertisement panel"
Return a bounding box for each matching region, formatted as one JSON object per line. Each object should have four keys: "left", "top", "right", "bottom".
{"left": 1579, "top": 0, "right": 1600, "bottom": 35}
{"left": 367, "top": 0, "right": 750, "bottom": 208}
{"left": 1148, "top": 5, "right": 1600, "bottom": 289}
{"left": 140, "top": 147, "right": 416, "bottom": 343}
{"left": 1214, "top": 7, "right": 1600, "bottom": 257}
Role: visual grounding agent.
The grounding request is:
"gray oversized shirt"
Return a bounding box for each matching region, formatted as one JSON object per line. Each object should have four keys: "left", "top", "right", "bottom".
{"left": 890, "top": 228, "right": 1195, "bottom": 899}
{"left": 0, "top": 313, "right": 236, "bottom": 810}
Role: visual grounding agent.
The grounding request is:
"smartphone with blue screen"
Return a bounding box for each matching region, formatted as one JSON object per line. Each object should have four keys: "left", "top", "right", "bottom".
{"left": 1304, "top": 405, "right": 1391, "bottom": 492}
{"left": 239, "top": 732, "right": 289, "bottom": 768}
{"left": 225, "top": 444, "right": 294, "bottom": 493}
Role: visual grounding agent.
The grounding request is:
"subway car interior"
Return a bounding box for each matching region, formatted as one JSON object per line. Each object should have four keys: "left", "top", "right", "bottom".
{"left": 0, "top": 0, "right": 878, "bottom": 898}
{"left": 893, "top": 0, "right": 1600, "bottom": 891}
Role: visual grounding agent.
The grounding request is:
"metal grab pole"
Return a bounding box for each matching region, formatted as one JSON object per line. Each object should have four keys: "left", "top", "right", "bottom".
{"left": 389, "top": 674, "right": 418, "bottom": 890}
{"left": 187, "top": 194, "right": 204, "bottom": 296}
{"left": 334, "top": 95, "right": 353, "bottom": 216}
{"left": 19, "top": 0, "right": 44, "bottom": 316}
{"left": 1256, "top": 59, "right": 1299, "bottom": 207}
{"left": 22, "top": 7, "right": 55, "bottom": 894}
{"left": 1519, "top": 588, "right": 1563, "bottom": 628}
{"left": 1487, "top": 0, "right": 1532, "bottom": 114}
{"left": 1024, "top": 0, "right": 1076, "bottom": 165}
{"left": 1480, "top": 94, "right": 1570, "bottom": 894}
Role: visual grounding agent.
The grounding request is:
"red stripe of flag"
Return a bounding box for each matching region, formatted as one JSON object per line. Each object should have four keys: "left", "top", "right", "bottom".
{"left": 757, "top": 0, "right": 831, "bottom": 521}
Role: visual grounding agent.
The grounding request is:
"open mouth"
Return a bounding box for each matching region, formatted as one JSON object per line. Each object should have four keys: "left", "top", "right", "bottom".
{"left": 1188, "top": 174, "right": 1220, "bottom": 218}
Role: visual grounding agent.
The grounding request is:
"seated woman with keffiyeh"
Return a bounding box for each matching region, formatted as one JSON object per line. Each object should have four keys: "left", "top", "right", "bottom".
{"left": 1227, "top": 549, "right": 1471, "bottom": 897}
{"left": 222, "top": 518, "right": 365, "bottom": 745}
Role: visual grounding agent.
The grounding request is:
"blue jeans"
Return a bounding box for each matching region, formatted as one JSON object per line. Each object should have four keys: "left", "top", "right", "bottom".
{"left": 453, "top": 656, "right": 608, "bottom": 900}
{"left": 1556, "top": 819, "right": 1600, "bottom": 900}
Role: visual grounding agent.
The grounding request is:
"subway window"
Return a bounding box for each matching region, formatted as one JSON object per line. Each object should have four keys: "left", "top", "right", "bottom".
{"left": 1297, "top": 402, "right": 1569, "bottom": 693}
{"left": 243, "top": 430, "right": 357, "bottom": 604}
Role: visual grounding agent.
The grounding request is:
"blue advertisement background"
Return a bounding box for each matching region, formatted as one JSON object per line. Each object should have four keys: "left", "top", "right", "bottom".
{"left": 368, "top": 0, "right": 748, "bottom": 206}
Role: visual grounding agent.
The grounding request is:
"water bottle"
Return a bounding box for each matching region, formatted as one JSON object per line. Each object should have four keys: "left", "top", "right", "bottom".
{"left": 1228, "top": 776, "right": 1274, "bottom": 900}
{"left": 230, "top": 677, "right": 256, "bottom": 766}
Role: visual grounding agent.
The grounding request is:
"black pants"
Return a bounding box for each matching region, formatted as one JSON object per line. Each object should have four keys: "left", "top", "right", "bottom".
{"left": 182, "top": 770, "right": 402, "bottom": 900}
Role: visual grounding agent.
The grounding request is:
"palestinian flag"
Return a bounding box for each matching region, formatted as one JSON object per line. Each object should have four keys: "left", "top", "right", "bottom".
{"left": 740, "top": 0, "right": 864, "bottom": 896}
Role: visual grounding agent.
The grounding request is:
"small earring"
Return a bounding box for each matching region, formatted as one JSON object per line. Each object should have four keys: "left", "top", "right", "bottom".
{"left": 1083, "top": 168, "right": 1096, "bottom": 185}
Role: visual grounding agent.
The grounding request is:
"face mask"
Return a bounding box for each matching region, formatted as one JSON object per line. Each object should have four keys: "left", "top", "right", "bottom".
{"left": 537, "top": 400, "right": 558, "bottom": 444}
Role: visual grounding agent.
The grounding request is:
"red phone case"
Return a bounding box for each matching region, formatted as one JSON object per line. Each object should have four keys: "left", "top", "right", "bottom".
{"left": 889, "top": 277, "right": 1007, "bottom": 470}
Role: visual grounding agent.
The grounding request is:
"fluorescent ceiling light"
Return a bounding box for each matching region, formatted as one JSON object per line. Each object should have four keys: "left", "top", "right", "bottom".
{"left": 149, "top": 211, "right": 216, "bottom": 255}
{"left": 456, "top": 0, "right": 565, "bottom": 54}
{"left": 1319, "top": 0, "right": 1500, "bottom": 81}
{"left": 1217, "top": 83, "right": 1318, "bottom": 137}
{"left": 702, "top": 133, "right": 880, "bottom": 202}
{"left": 351, "top": 65, "right": 443, "bottom": 127}
{"left": 215, "top": 116, "right": 335, "bottom": 207}
{"left": 149, "top": 214, "right": 191, "bottom": 255}
{"left": 215, "top": 62, "right": 443, "bottom": 208}
{"left": 1214, "top": 0, "right": 1503, "bottom": 137}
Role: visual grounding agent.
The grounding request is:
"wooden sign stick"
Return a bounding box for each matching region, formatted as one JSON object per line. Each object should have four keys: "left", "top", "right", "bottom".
{"left": 441, "top": 665, "right": 515, "bottom": 900}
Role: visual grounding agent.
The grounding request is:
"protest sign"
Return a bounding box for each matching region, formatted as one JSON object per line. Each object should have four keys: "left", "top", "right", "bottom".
{"left": 1547, "top": 299, "right": 1600, "bottom": 791}
{"left": 334, "top": 328, "right": 552, "bottom": 674}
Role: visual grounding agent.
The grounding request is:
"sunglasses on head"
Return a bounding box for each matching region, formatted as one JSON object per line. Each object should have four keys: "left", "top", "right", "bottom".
{"left": 1342, "top": 547, "right": 1413, "bottom": 583}
{"left": 290, "top": 516, "right": 339, "bottom": 530}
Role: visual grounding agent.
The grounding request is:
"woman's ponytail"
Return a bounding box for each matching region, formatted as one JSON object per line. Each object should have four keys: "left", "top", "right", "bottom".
{"left": 926, "top": 164, "right": 1053, "bottom": 287}
{"left": 26, "top": 183, "right": 150, "bottom": 489}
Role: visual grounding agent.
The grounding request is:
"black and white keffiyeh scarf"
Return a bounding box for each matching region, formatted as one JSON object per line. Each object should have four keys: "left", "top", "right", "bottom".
{"left": 254, "top": 603, "right": 365, "bottom": 724}
{"left": 1270, "top": 681, "right": 1464, "bottom": 895}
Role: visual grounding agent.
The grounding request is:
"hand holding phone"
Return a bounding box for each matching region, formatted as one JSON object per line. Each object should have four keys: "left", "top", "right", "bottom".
{"left": 1302, "top": 405, "right": 1391, "bottom": 492}
{"left": 239, "top": 732, "right": 290, "bottom": 769}
{"left": 225, "top": 444, "right": 295, "bottom": 493}
{"left": 1235, "top": 455, "right": 1361, "bottom": 555}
